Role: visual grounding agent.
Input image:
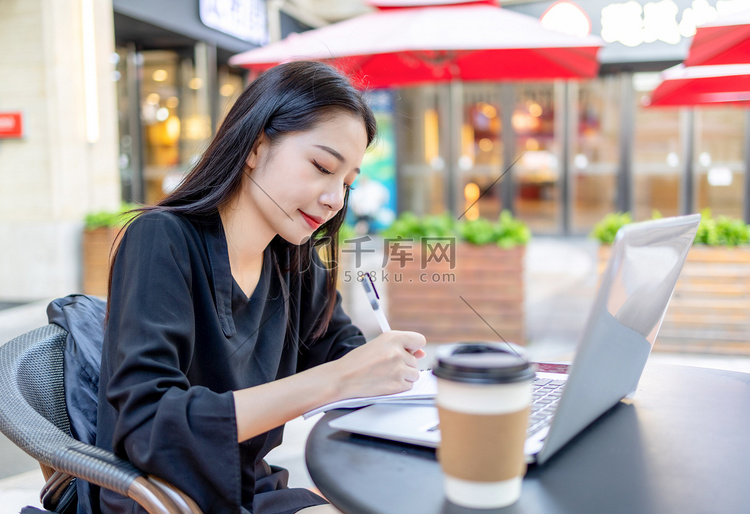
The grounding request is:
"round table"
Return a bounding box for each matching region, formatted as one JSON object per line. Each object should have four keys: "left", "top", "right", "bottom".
{"left": 305, "top": 364, "right": 750, "bottom": 514}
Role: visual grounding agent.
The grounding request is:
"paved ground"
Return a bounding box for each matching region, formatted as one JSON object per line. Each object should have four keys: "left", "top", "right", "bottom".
{"left": 2, "top": 237, "right": 749, "bottom": 512}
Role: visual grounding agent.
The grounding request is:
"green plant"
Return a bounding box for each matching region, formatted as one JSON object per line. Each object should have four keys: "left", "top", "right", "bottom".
{"left": 381, "top": 210, "right": 530, "bottom": 248}
{"left": 457, "top": 217, "right": 496, "bottom": 245}
{"left": 458, "top": 210, "right": 531, "bottom": 248}
{"left": 380, "top": 212, "right": 455, "bottom": 241}
{"left": 84, "top": 203, "right": 139, "bottom": 230}
{"left": 592, "top": 209, "right": 750, "bottom": 247}
{"left": 496, "top": 210, "right": 532, "bottom": 249}
{"left": 590, "top": 212, "right": 633, "bottom": 244}
{"left": 695, "top": 210, "right": 750, "bottom": 246}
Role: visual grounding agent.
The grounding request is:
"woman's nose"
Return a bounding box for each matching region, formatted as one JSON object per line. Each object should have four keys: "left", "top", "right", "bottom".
{"left": 321, "top": 186, "right": 345, "bottom": 212}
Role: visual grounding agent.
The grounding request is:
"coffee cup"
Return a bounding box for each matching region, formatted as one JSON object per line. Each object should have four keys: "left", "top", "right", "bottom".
{"left": 433, "top": 342, "right": 535, "bottom": 509}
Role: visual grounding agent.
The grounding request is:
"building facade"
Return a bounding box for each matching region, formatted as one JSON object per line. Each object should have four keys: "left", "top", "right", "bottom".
{"left": 392, "top": 0, "right": 750, "bottom": 234}
{"left": 1, "top": 0, "right": 749, "bottom": 301}
{"left": 0, "top": 0, "right": 120, "bottom": 300}
{"left": 0, "top": 0, "right": 273, "bottom": 300}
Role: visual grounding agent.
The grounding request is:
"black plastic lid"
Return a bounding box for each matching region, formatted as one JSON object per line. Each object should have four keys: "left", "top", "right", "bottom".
{"left": 432, "top": 342, "right": 535, "bottom": 384}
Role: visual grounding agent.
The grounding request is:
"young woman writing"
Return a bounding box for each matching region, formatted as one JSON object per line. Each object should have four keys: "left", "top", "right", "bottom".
{"left": 95, "top": 61, "right": 426, "bottom": 513}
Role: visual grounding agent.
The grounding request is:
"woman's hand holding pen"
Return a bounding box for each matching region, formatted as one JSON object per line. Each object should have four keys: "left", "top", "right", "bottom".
{"left": 331, "top": 330, "right": 426, "bottom": 401}
{"left": 232, "top": 330, "right": 424, "bottom": 443}
{"left": 324, "top": 274, "right": 428, "bottom": 401}
{"left": 232, "top": 268, "right": 426, "bottom": 440}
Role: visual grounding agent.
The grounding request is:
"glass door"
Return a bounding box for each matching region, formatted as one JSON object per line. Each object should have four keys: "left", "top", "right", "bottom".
{"left": 693, "top": 108, "right": 746, "bottom": 219}
{"left": 570, "top": 77, "right": 620, "bottom": 233}
{"left": 458, "top": 84, "right": 505, "bottom": 221}
{"left": 512, "top": 82, "right": 562, "bottom": 233}
{"left": 395, "top": 86, "right": 449, "bottom": 216}
{"left": 633, "top": 73, "right": 682, "bottom": 220}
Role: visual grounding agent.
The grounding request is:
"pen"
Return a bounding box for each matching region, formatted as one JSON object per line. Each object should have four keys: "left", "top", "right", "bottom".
{"left": 361, "top": 273, "right": 391, "bottom": 332}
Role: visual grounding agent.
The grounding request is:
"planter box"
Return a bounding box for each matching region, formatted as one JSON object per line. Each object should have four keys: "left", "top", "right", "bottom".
{"left": 82, "top": 227, "right": 121, "bottom": 297}
{"left": 599, "top": 245, "right": 750, "bottom": 355}
{"left": 384, "top": 244, "right": 525, "bottom": 345}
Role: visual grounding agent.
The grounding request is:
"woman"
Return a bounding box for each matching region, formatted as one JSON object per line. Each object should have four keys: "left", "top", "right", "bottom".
{"left": 95, "top": 61, "right": 426, "bottom": 513}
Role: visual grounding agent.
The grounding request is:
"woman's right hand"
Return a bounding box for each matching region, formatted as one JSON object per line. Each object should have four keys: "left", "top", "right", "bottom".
{"left": 330, "top": 330, "right": 427, "bottom": 402}
{"left": 233, "top": 330, "right": 425, "bottom": 442}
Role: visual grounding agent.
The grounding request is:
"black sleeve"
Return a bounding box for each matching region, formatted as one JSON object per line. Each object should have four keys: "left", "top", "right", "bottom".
{"left": 295, "top": 251, "right": 366, "bottom": 372}
{"left": 102, "top": 213, "right": 241, "bottom": 511}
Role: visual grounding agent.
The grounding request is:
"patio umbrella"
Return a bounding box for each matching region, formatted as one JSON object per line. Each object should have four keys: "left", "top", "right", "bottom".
{"left": 228, "top": 0, "right": 603, "bottom": 88}
{"left": 647, "top": 63, "right": 750, "bottom": 107}
{"left": 683, "top": 8, "right": 750, "bottom": 67}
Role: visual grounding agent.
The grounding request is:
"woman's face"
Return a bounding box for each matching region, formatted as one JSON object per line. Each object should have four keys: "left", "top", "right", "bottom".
{"left": 244, "top": 112, "right": 368, "bottom": 245}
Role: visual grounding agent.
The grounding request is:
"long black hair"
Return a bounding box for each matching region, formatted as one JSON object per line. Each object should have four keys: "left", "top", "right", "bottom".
{"left": 107, "top": 61, "right": 377, "bottom": 339}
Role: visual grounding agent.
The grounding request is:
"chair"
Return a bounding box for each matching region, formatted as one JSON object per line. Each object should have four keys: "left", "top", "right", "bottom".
{"left": 0, "top": 324, "right": 203, "bottom": 513}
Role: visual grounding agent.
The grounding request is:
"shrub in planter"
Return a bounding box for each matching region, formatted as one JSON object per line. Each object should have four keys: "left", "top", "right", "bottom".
{"left": 591, "top": 210, "right": 750, "bottom": 355}
{"left": 458, "top": 210, "right": 531, "bottom": 248}
{"left": 590, "top": 212, "right": 633, "bottom": 244}
{"left": 82, "top": 204, "right": 138, "bottom": 297}
{"left": 381, "top": 211, "right": 530, "bottom": 345}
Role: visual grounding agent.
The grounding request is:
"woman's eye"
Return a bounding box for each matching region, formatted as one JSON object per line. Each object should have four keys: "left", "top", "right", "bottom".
{"left": 313, "top": 160, "right": 332, "bottom": 175}
{"left": 313, "top": 159, "right": 354, "bottom": 191}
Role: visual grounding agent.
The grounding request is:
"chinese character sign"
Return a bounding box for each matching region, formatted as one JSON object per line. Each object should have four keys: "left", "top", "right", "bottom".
{"left": 199, "top": 0, "right": 268, "bottom": 45}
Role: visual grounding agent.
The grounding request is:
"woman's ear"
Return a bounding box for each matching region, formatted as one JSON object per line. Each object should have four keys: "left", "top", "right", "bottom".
{"left": 245, "top": 134, "right": 267, "bottom": 169}
{"left": 245, "top": 148, "right": 258, "bottom": 169}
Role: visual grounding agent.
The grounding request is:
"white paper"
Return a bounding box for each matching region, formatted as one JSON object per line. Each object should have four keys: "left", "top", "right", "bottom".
{"left": 303, "top": 369, "right": 437, "bottom": 419}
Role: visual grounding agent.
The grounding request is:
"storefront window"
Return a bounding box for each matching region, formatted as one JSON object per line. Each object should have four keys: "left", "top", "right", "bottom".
{"left": 633, "top": 73, "right": 682, "bottom": 220}
{"left": 459, "top": 84, "right": 504, "bottom": 220}
{"left": 513, "top": 82, "right": 561, "bottom": 233}
{"left": 114, "top": 47, "right": 134, "bottom": 202}
{"left": 175, "top": 50, "right": 213, "bottom": 202}
{"left": 571, "top": 78, "right": 620, "bottom": 233}
{"left": 693, "top": 108, "right": 746, "bottom": 219}
{"left": 139, "top": 50, "right": 184, "bottom": 205}
{"left": 218, "top": 65, "right": 244, "bottom": 124}
{"left": 393, "top": 74, "right": 748, "bottom": 233}
{"left": 115, "top": 46, "right": 246, "bottom": 206}
{"left": 395, "top": 86, "right": 448, "bottom": 216}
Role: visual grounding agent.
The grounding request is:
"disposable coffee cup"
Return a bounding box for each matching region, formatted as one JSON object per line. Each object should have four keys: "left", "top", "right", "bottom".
{"left": 433, "top": 342, "right": 535, "bottom": 509}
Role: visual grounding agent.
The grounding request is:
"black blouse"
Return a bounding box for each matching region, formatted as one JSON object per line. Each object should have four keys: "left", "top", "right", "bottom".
{"left": 95, "top": 210, "right": 365, "bottom": 513}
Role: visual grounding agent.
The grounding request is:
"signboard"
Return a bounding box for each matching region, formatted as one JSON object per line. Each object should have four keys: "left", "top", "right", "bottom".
{"left": 199, "top": 0, "right": 269, "bottom": 45}
{"left": 509, "top": 0, "right": 750, "bottom": 66}
{"left": 0, "top": 112, "right": 23, "bottom": 139}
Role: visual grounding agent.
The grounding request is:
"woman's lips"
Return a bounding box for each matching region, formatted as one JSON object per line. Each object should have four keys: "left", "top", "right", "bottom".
{"left": 299, "top": 210, "right": 323, "bottom": 229}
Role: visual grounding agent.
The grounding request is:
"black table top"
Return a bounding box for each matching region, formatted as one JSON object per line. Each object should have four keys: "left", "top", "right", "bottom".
{"left": 305, "top": 364, "right": 750, "bottom": 514}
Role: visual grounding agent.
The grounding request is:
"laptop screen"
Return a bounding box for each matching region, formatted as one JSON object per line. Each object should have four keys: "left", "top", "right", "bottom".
{"left": 603, "top": 216, "right": 700, "bottom": 347}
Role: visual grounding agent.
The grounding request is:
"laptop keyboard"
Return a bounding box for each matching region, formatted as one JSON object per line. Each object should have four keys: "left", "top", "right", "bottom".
{"left": 426, "top": 377, "right": 566, "bottom": 436}
{"left": 528, "top": 377, "right": 566, "bottom": 436}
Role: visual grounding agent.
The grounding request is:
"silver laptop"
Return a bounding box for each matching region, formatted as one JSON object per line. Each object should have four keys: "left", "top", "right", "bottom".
{"left": 330, "top": 214, "right": 701, "bottom": 465}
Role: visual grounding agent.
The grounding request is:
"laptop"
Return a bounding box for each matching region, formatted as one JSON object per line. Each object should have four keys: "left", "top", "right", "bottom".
{"left": 330, "top": 214, "right": 701, "bottom": 465}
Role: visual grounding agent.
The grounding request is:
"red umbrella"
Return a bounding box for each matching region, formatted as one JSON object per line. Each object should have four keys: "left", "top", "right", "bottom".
{"left": 228, "top": 0, "right": 602, "bottom": 88}
{"left": 683, "top": 8, "right": 750, "bottom": 67}
{"left": 647, "top": 63, "right": 750, "bottom": 107}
